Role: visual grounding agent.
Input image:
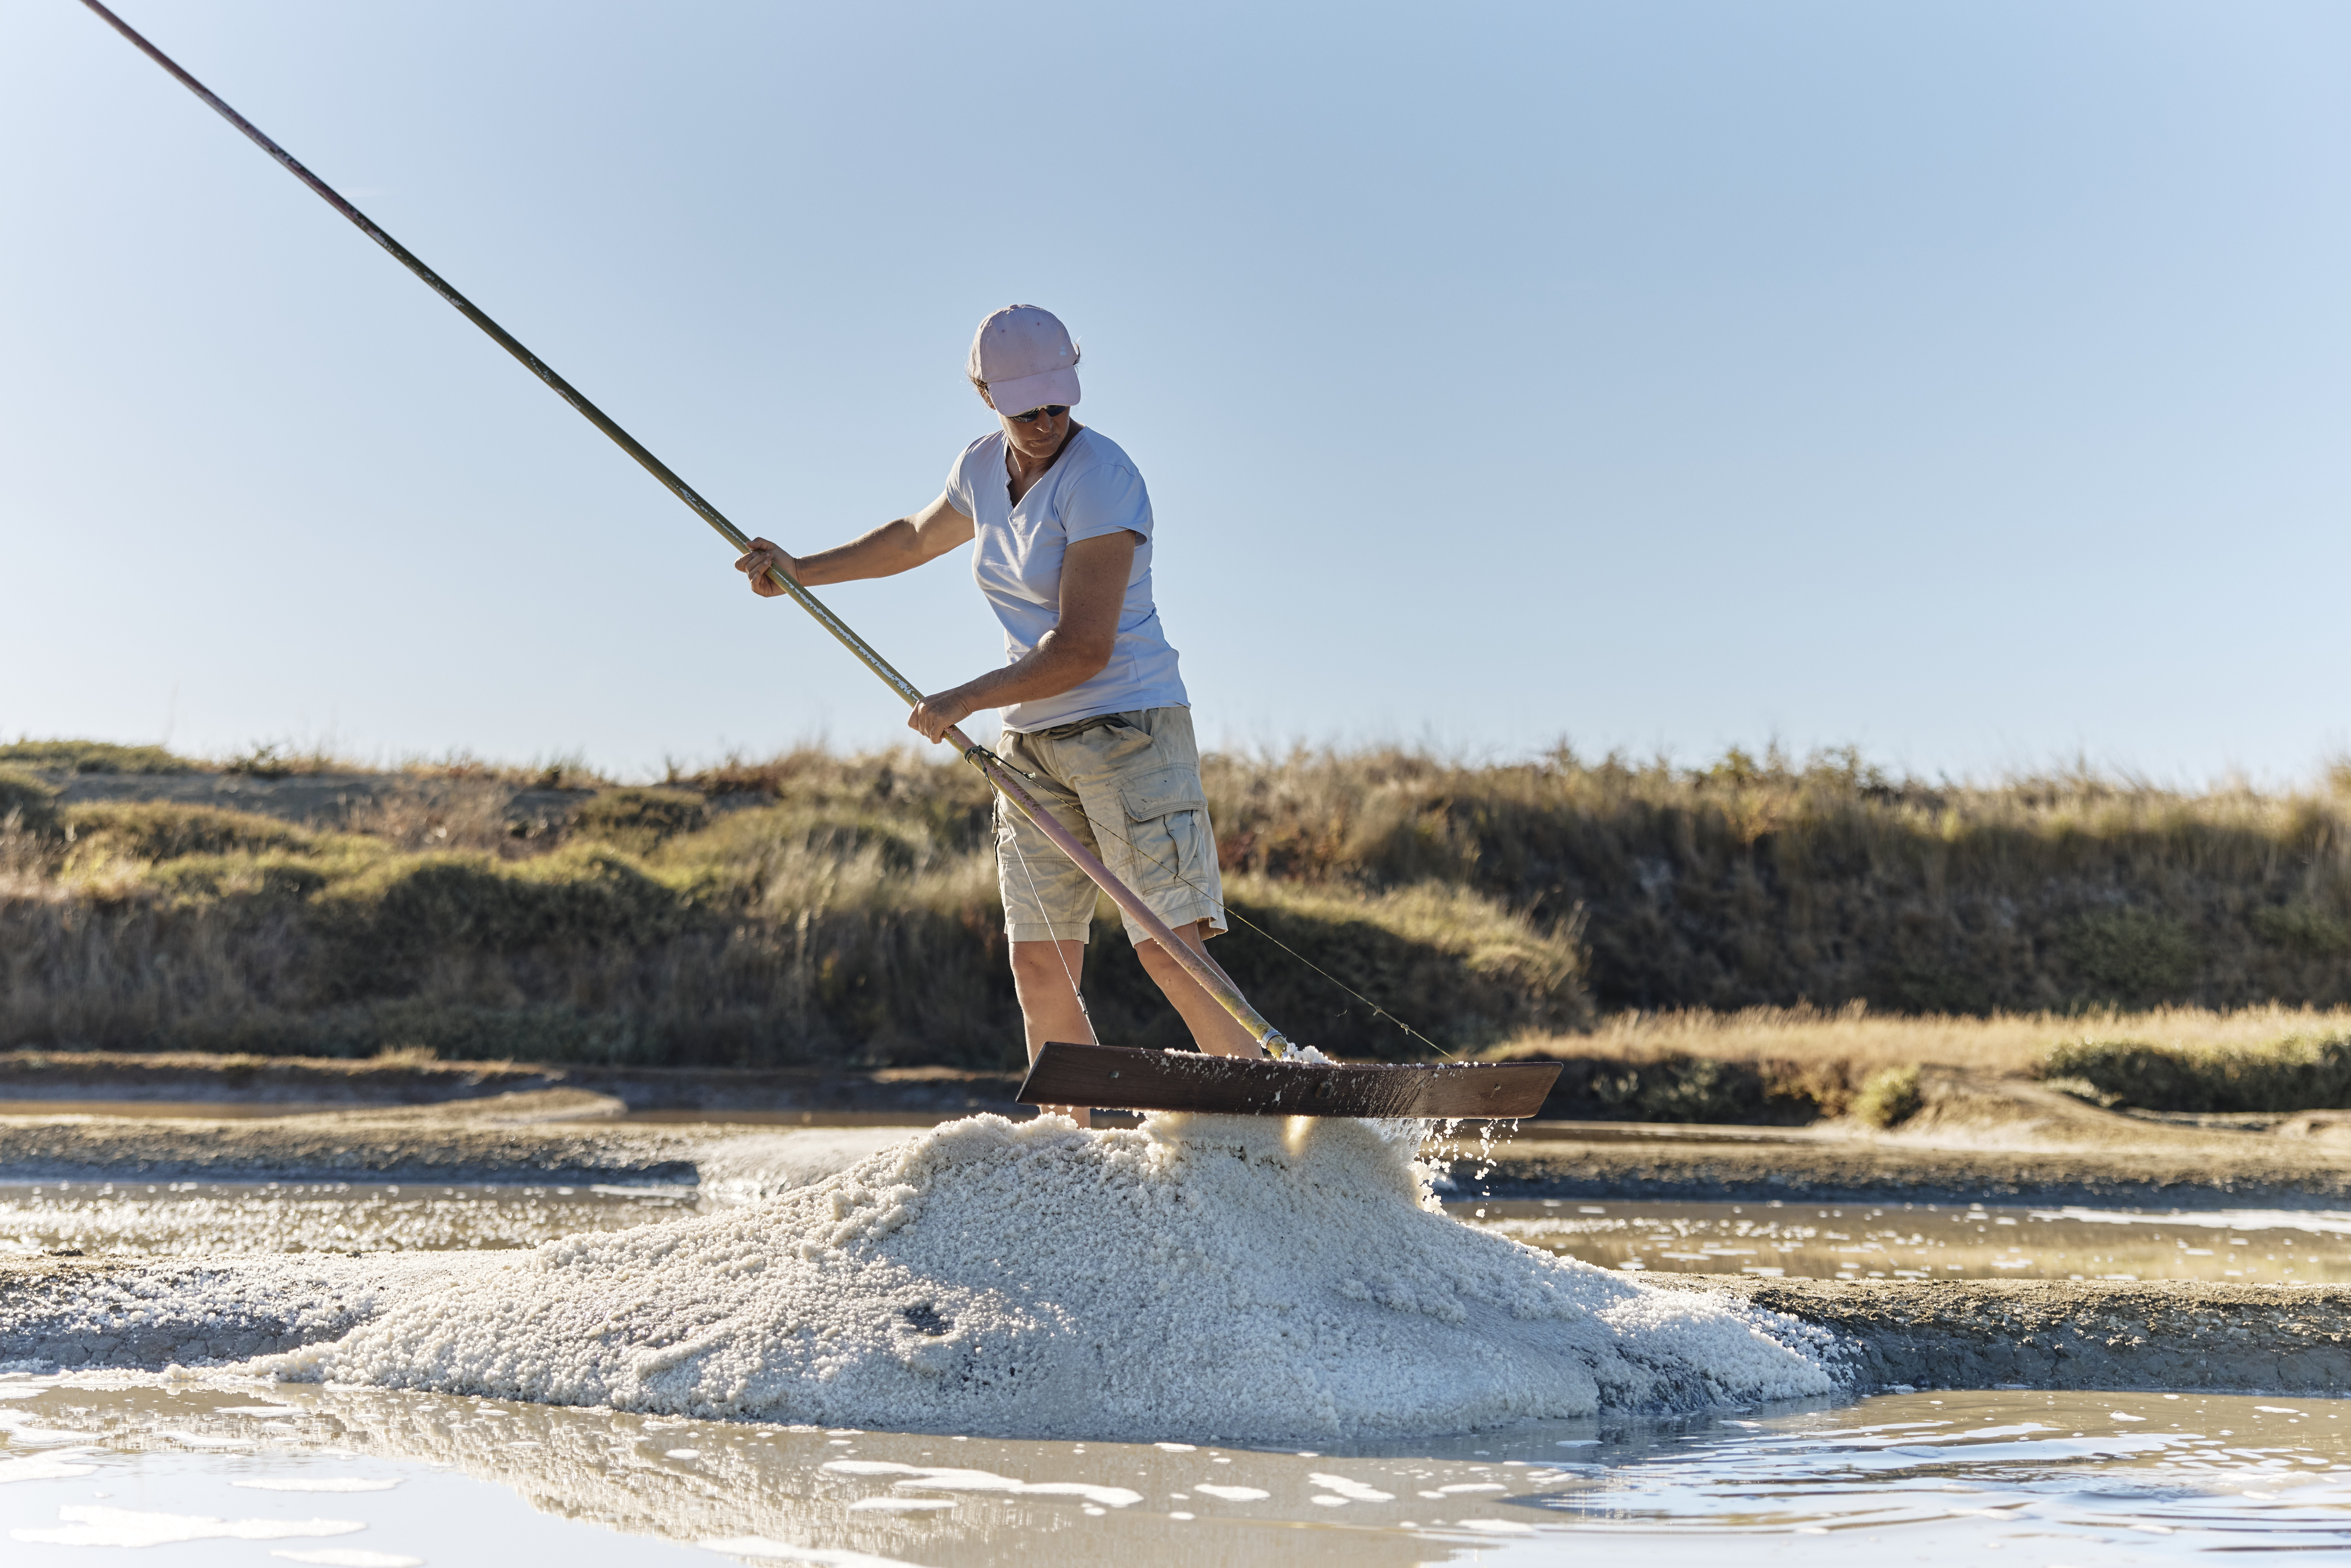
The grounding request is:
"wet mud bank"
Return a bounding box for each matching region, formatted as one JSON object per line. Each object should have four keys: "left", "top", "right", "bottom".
{"left": 1461, "top": 1138, "right": 2351, "bottom": 1209}
{"left": 1675, "top": 1275, "right": 2351, "bottom": 1395}
{"left": 1453, "top": 1068, "right": 2351, "bottom": 1208}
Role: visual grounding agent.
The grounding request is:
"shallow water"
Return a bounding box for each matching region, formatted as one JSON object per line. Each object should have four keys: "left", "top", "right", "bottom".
{"left": 1466, "top": 1198, "right": 2351, "bottom": 1283}
{"left": 6, "top": 1375, "right": 2351, "bottom": 1563}
{"left": 10, "top": 1125, "right": 2351, "bottom": 1559}
{"left": 19, "top": 1178, "right": 2348, "bottom": 1288}
{"left": 0, "top": 1181, "right": 695, "bottom": 1257}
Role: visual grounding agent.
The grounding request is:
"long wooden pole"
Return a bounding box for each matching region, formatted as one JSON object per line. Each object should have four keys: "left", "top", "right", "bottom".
{"left": 77, "top": 0, "right": 1292, "bottom": 1058}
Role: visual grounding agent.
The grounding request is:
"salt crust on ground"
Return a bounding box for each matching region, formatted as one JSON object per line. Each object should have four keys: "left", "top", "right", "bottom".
{"left": 258, "top": 1113, "right": 1831, "bottom": 1440}
{"left": 696, "top": 1129, "right": 933, "bottom": 1205}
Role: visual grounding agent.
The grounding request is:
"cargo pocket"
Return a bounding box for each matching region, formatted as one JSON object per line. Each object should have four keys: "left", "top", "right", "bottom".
{"left": 1116, "top": 765, "right": 1212, "bottom": 908}
{"left": 1118, "top": 766, "right": 1207, "bottom": 823}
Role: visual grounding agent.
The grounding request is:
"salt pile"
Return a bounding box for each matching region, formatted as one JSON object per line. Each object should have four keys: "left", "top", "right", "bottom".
{"left": 259, "top": 1113, "right": 1832, "bottom": 1441}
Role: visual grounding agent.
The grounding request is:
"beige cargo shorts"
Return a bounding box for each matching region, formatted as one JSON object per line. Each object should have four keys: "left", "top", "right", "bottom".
{"left": 994, "top": 706, "right": 1227, "bottom": 946}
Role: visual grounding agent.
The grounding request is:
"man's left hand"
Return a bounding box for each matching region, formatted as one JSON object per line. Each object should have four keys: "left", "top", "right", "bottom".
{"left": 908, "top": 690, "right": 977, "bottom": 744}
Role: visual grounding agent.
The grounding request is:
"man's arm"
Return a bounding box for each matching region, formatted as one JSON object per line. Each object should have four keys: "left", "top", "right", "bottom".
{"left": 907, "top": 531, "right": 1138, "bottom": 742}
{"left": 734, "top": 492, "right": 975, "bottom": 594}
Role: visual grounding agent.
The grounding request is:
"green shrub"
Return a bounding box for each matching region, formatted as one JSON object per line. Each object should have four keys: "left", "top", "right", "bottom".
{"left": 221, "top": 741, "right": 356, "bottom": 778}
{"left": 1851, "top": 1064, "right": 1924, "bottom": 1127}
{"left": 1207, "top": 746, "right": 2351, "bottom": 1015}
{"left": 143, "top": 852, "right": 333, "bottom": 906}
{"left": 0, "top": 768, "right": 60, "bottom": 839}
{"left": 1587, "top": 1056, "right": 1763, "bottom": 1122}
{"left": 2255, "top": 905, "right": 2351, "bottom": 956}
{"left": 0, "top": 740, "right": 195, "bottom": 774}
{"left": 573, "top": 787, "right": 709, "bottom": 856}
{"left": 1487, "top": 1052, "right": 1849, "bottom": 1124}
{"left": 2061, "top": 910, "right": 2199, "bottom": 1006}
{"left": 308, "top": 846, "right": 697, "bottom": 1001}
{"left": 1167, "top": 877, "right": 1590, "bottom": 1058}
{"left": 62, "top": 803, "right": 317, "bottom": 864}
{"left": 2043, "top": 1034, "right": 2351, "bottom": 1113}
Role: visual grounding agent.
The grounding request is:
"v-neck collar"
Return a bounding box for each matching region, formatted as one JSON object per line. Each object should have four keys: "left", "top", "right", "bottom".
{"left": 1004, "top": 426, "right": 1083, "bottom": 509}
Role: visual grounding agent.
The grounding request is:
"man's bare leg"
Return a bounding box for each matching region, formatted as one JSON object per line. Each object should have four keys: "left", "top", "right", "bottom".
{"left": 1136, "top": 920, "right": 1262, "bottom": 1058}
{"left": 1010, "top": 938, "right": 1094, "bottom": 1127}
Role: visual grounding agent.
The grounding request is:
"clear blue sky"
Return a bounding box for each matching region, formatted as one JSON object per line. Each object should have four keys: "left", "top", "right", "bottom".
{"left": 3, "top": 2, "right": 2343, "bottom": 784}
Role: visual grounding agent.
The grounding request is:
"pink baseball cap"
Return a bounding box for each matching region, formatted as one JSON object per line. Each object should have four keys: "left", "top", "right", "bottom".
{"left": 969, "top": 305, "right": 1080, "bottom": 415}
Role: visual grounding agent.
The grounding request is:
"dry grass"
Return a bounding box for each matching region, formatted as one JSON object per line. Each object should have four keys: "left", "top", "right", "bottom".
{"left": 1204, "top": 744, "right": 2351, "bottom": 1014}
{"left": 1491, "top": 1002, "right": 2351, "bottom": 1075}
{"left": 340, "top": 779, "right": 556, "bottom": 857}
{"left": 1484, "top": 1003, "right": 2351, "bottom": 1123}
{"left": 0, "top": 740, "right": 193, "bottom": 775}
{"left": 1, "top": 737, "right": 616, "bottom": 790}
{"left": 387, "top": 748, "right": 613, "bottom": 791}
{"left": 8, "top": 734, "right": 2351, "bottom": 1079}
{"left": 0, "top": 768, "right": 1578, "bottom": 1067}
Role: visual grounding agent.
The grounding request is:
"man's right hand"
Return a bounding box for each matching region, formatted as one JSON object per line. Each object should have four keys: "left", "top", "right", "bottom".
{"left": 735, "top": 538, "right": 801, "bottom": 597}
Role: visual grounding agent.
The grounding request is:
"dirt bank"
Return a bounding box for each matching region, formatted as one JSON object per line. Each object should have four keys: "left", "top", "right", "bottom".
{"left": 1674, "top": 1275, "right": 2351, "bottom": 1395}
{"left": 0, "top": 1092, "right": 704, "bottom": 1186}
{"left": 1457, "top": 1070, "right": 2351, "bottom": 1208}
{"left": 0, "top": 1049, "right": 1027, "bottom": 1114}
{"left": 1464, "top": 1136, "right": 2351, "bottom": 1208}
{"left": 36, "top": 766, "right": 591, "bottom": 832}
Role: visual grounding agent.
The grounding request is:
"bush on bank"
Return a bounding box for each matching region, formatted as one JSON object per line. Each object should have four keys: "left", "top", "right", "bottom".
{"left": 0, "top": 792, "right": 1585, "bottom": 1067}
{"left": 2044, "top": 1034, "right": 2351, "bottom": 1114}
{"left": 1203, "top": 746, "right": 2351, "bottom": 1015}
{"left": 6, "top": 739, "right": 2351, "bottom": 1074}
{"left": 0, "top": 768, "right": 59, "bottom": 839}
{"left": 0, "top": 740, "right": 193, "bottom": 775}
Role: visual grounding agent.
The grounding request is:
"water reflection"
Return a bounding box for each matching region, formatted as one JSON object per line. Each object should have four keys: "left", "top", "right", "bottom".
{"left": 8, "top": 1376, "right": 2351, "bottom": 1564}
{"left": 1467, "top": 1198, "right": 2351, "bottom": 1283}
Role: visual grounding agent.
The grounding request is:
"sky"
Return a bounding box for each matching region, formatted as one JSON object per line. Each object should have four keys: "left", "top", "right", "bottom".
{"left": 2, "top": 1, "right": 2344, "bottom": 786}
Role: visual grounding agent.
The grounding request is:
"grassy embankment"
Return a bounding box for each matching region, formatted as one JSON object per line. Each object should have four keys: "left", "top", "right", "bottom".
{"left": 1498, "top": 1002, "right": 2351, "bottom": 1125}
{"left": 0, "top": 740, "right": 1579, "bottom": 1067}
{"left": 3, "top": 739, "right": 2348, "bottom": 1102}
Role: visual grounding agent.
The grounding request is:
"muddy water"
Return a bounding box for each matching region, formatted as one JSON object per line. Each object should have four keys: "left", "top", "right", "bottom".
{"left": 16, "top": 1180, "right": 2351, "bottom": 1286}
{"left": 6, "top": 1376, "right": 2351, "bottom": 1564}
{"left": 1467, "top": 1198, "right": 2351, "bottom": 1284}
{"left": 0, "top": 1181, "right": 695, "bottom": 1257}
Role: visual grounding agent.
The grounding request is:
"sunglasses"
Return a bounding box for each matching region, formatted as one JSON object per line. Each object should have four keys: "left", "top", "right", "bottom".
{"left": 1010, "top": 405, "right": 1071, "bottom": 423}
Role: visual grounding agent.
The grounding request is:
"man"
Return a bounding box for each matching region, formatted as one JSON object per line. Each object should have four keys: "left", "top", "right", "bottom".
{"left": 735, "top": 305, "right": 1255, "bottom": 1115}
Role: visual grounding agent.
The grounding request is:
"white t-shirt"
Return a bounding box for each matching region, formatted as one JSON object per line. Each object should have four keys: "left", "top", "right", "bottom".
{"left": 943, "top": 427, "right": 1190, "bottom": 732}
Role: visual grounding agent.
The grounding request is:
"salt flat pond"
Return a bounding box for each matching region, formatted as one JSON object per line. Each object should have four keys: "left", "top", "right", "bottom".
{"left": 11, "top": 1142, "right": 2351, "bottom": 1560}
{"left": 7, "top": 1376, "right": 2351, "bottom": 1564}
{"left": 1467, "top": 1198, "right": 2351, "bottom": 1284}
{"left": 14, "top": 1180, "right": 2350, "bottom": 1287}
